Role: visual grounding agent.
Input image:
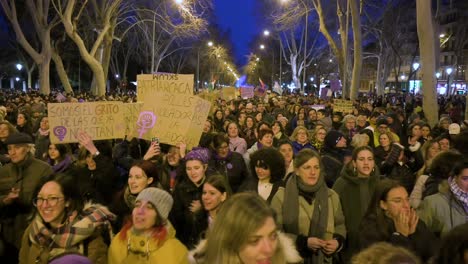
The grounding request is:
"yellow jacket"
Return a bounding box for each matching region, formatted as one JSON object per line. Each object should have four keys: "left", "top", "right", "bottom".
{"left": 108, "top": 229, "right": 188, "bottom": 264}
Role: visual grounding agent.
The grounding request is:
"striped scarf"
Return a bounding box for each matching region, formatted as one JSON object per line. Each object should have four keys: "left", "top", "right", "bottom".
{"left": 449, "top": 176, "right": 468, "bottom": 213}
{"left": 29, "top": 204, "right": 115, "bottom": 260}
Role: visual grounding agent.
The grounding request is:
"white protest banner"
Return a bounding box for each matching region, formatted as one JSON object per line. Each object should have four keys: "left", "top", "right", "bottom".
{"left": 308, "top": 104, "right": 326, "bottom": 111}
{"left": 137, "top": 73, "right": 194, "bottom": 101}
{"left": 137, "top": 74, "right": 211, "bottom": 149}
{"left": 48, "top": 102, "right": 125, "bottom": 143}
{"left": 333, "top": 99, "right": 354, "bottom": 113}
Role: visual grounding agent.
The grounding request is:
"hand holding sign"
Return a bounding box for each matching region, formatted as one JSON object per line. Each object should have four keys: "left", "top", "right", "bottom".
{"left": 77, "top": 130, "right": 98, "bottom": 156}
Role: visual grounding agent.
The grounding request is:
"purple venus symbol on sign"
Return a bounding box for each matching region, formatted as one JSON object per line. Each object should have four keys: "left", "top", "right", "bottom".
{"left": 136, "top": 111, "right": 157, "bottom": 138}
{"left": 53, "top": 126, "right": 67, "bottom": 141}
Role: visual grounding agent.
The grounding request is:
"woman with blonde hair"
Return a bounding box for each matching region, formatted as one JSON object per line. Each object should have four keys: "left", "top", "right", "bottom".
{"left": 290, "top": 126, "right": 315, "bottom": 154}
{"left": 190, "top": 193, "right": 302, "bottom": 264}
{"left": 350, "top": 133, "right": 370, "bottom": 149}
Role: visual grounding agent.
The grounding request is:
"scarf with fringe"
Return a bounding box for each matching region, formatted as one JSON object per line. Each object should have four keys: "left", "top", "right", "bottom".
{"left": 29, "top": 204, "right": 115, "bottom": 260}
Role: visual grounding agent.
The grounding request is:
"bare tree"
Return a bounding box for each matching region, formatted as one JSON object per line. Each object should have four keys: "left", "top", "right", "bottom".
{"left": 271, "top": 1, "right": 321, "bottom": 92}
{"left": 0, "top": 0, "right": 61, "bottom": 94}
{"left": 52, "top": 0, "right": 126, "bottom": 95}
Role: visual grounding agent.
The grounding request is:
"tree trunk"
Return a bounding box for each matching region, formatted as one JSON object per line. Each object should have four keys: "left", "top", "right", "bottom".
{"left": 38, "top": 57, "right": 51, "bottom": 95}
{"left": 291, "top": 54, "right": 300, "bottom": 90}
{"left": 349, "top": 0, "right": 362, "bottom": 100}
{"left": 416, "top": 0, "right": 438, "bottom": 126}
{"left": 52, "top": 50, "right": 73, "bottom": 93}
{"left": 27, "top": 64, "right": 35, "bottom": 90}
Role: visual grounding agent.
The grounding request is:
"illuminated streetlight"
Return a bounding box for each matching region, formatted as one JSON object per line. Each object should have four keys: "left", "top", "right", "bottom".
{"left": 207, "top": 41, "right": 213, "bottom": 47}
{"left": 439, "top": 33, "right": 445, "bottom": 38}
{"left": 446, "top": 67, "right": 453, "bottom": 75}
{"left": 329, "top": 59, "right": 333, "bottom": 63}
{"left": 263, "top": 30, "right": 270, "bottom": 36}
{"left": 16, "top": 64, "right": 23, "bottom": 71}
{"left": 435, "top": 72, "right": 441, "bottom": 79}
{"left": 174, "top": 0, "right": 184, "bottom": 4}
{"left": 15, "top": 77, "right": 20, "bottom": 82}
{"left": 310, "top": 77, "right": 314, "bottom": 82}
{"left": 115, "top": 74, "right": 120, "bottom": 79}
{"left": 259, "top": 44, "right": 265, "bottom": 50}
{"left": 256, "top": 57, "right": 260, "bottom": 62}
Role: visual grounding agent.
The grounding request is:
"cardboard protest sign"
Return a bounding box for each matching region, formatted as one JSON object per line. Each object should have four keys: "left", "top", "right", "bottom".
{"left": 137, "top": 73, "right": 194, "bottom": 101}
{"left": 198, "top": 90, "right": 219, "bottom": 104}
{"left": 122, "top": 102, "right": 144, "bottom": 138}
{"left": 240, "top": 86, "right": 254, "bottom": 98}
{"left": 333, "top": 99, "right": 354, "bottom": 113}
{"left": 220, "top": 87, "right": 237, "bottom": 101}
{"left": 137, "top": 74, "right": 211, "bottom": 149}
{"left": 48, "top": 102, "right": 125, "bottom": 143}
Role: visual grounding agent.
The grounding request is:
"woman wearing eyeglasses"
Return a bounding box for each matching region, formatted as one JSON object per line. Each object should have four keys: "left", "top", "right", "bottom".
{"left": 109, "top": 187, "right": 188, "bottom": 263}
{"left": 358, "top": 179, "right": 437, "bottom": 262}
{"left": 19, "top": 174, "right": 115, "bottom": 264}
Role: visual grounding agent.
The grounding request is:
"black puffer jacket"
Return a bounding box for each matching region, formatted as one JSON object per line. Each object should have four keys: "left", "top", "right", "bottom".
{"left": 170, "top": 179, "right": 204, "bottom": 248}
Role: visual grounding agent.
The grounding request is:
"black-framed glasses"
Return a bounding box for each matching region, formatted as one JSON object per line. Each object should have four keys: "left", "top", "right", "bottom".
{"left": 33, "top": 196, "right": 64, "bottom": 207}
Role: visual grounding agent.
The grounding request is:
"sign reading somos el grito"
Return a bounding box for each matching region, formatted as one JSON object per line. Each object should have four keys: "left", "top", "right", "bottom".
{"left": 48, "top": 102, "right": 125, "bottom": 143}
{"left": 137, "top": 73, "right": 211, "bottom": 149}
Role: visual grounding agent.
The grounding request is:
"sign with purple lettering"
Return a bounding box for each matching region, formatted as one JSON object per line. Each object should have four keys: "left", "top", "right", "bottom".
{"left": 137, "top": 74, "right": 211, "bottom": 149}
{"left": 48, "top": 102, "right": 125, "bottom": 143}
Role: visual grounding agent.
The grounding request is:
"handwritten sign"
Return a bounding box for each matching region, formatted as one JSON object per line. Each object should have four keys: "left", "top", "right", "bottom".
{"left": 333, "top": 99, "right": 354, "bottom": 113}
{"left": 240, "top": 86, "right": 255, "bottom": 99}
{"left": 198, "top": 90, "right": 219, "bottom": 104}
{"left": 48, "top": 102, "right": 125, "bottom": 143}
{"left": 122, "top": 102, "right": 144, "bottom": 138}
{"left": 220, "top": 87, "right": 237, "bottom": 101}
{"left": 138, "top": 74, "right": 211, "bottom": 149}
{"left": 137, "top": 73, "right": 194, "bottom": 101}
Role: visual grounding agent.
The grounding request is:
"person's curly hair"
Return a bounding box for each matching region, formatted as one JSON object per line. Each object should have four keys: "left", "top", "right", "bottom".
{"left": 249, "top": 147, "right": 285, "bottom": 183}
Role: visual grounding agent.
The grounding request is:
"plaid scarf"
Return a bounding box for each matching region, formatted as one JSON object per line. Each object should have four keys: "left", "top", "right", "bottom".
{"left": 29, "top": 204, "right": 115, "bottom": 260}
{"left": 449, "top": 176, "right": 468, "bottom": 213}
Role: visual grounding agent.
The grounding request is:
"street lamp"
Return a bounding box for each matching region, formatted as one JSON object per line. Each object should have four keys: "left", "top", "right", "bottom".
{"left": 263, "top": 30, "right": 270, "bottom": 36}
{"left": 16, "top": 64, "right": 23, "bottom": 71}
{"left": 399, "top": 74, "right": 406, "bottom": 92}
{"left": 446, "top": 67, "right": 453, "bottom": 95}
{"left": 259, "top": 44, "right": 265, "bottom": 50}
{"left": 412, "top": 62, "right": 420, "bottom": 94}
{"left": 197, "top": 41, "right": 215, "bottom": 92}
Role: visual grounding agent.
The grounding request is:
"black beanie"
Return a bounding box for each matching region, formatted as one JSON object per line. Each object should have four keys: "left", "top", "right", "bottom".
{"left": 324, "top": 130, "right": 344, "bottom": 148}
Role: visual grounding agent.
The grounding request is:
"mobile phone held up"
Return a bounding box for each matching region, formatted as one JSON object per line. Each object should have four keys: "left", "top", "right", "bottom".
{"left": 151, "top": 137, "right": 160, "bottom": 145}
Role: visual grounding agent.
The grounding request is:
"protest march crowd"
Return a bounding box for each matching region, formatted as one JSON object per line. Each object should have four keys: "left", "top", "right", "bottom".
{"left": 0, "top": 89, "right": 467, "bottom": 264}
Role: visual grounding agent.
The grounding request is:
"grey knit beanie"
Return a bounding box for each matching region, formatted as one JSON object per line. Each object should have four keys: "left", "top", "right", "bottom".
{"left": 136, "top": 187, "right": 173, "bottom": 220}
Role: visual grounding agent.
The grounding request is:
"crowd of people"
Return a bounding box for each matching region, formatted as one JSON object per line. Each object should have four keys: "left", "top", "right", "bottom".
{"left": 0, "top": 89, "right": 467, "bottom": 263}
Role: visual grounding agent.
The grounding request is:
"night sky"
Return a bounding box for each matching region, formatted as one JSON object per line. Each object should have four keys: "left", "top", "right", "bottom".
{"left": 213, "top": 0, "right": 263, "bottom": 66}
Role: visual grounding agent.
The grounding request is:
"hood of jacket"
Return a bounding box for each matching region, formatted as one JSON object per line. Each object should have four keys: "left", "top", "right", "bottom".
{"left": 188, "top": 232, "right": 302, "bottom": 264}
